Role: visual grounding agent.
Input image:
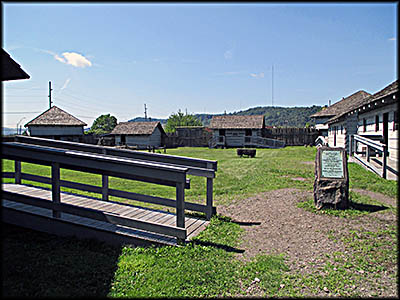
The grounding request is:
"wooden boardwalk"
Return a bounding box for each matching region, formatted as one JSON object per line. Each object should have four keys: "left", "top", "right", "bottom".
{"left": 2, "top": 183, "right": 210, "bottom": 246}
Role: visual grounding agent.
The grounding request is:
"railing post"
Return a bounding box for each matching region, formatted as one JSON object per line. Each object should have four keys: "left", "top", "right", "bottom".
{"left": 382, "top": 145, "right": 387, "bottom": 179}
{"left": 366, "top": 145, "right": 370, "bottom": 162}
{"left": 102, "top": 174, "right": 109, "bottom": 201}
{"left": 14, "top": 160, "right": 21, "bottom": 184}
{"left": 176, "top": 182, "right": 185, "bottom": 227}
{"left": 101, "top": 148, "right": 109, "bottom": 201}
{"left": 51, "top": 162, "right": 61, "bottom": 218}
{"left": 206, "top": 177, "right": 214, "bottom": 220}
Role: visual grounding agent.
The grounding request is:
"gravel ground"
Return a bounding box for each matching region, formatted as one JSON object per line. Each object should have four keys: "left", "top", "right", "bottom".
{"left": 218, "top": 187, "right": 398, "bottom": 297}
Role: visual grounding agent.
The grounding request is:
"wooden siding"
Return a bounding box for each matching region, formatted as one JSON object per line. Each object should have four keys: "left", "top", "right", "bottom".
{"left": 328, "top": 122, "right": 346, "bottom": 148}
{"left": 115, "top": 127, "right": 162, "bottom": 147}
{"left": 28, "top": 125, "right": 84, "bottom": 136}
{"left": 357, "top": 103, "right": 398, "bottom": 160}
{"left": 328, "top": 114, "right": 358, "bottom": 152}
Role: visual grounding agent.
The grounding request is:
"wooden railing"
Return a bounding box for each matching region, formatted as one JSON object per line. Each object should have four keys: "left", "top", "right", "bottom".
{"left": 1, "top": 141, "right": 215, "bottom": 241}
{"left": 11, "top": 136, "right": 217, "bottom": 219}
{"left": 350, "top": 134, "right": 388, "bottom": 179}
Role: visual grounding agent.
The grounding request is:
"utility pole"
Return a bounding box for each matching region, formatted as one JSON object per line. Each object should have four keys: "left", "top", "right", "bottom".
{"left": 144, "top": 104, "right": 147, "bottom": 120}
{"left": 48, "top": 81, "right": 53, "bottom": 108}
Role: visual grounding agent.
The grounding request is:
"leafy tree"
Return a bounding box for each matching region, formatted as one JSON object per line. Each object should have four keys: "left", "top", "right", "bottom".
{"left": 164, "top": 109, "right": 203, "bottom": 133}
{"left": 86, "top": 114, "right": 117, "bottom": 135}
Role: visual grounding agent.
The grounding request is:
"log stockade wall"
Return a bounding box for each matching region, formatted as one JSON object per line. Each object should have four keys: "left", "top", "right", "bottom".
{"left": 263, "top": 128, "right": 320, "bottom": 146}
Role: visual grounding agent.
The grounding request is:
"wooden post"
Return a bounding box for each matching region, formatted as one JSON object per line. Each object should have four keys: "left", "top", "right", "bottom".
{"left": 176, "top": 182, "right": 185, "bottom": 228}
{"left": 382, "top": 145, "right": 387, "bottom": 179}
{"left": 206, "top": 178, "right": 213, "bottom": 220}
{"left": 366, "top": 145, "right": 370, "bottom": 162}
{"left": 14, "top": 160, "right": 21, "bottom": 184}
{"left": 51, "top": 162, "right": 61, "bottom": 218}
{"left": 102, "top": 174, "right": 109, "bottom": 201}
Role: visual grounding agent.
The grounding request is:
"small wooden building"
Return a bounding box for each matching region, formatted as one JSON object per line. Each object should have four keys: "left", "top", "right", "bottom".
{"left": 111, "top": 121, "right": 166, "bottom": 148}
{"left": 24, "top": 106, "right": 87, "bottom": 142}
{"left": 209, "top": 115, "right": 265, "bottom": 148}
{"left": 324, "top": 90, "right": 371, "bottom": 151}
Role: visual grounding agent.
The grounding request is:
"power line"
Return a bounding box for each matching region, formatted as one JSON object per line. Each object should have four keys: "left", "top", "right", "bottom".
{"left": 3, "top": 111, "right": 41, "bottom": 114}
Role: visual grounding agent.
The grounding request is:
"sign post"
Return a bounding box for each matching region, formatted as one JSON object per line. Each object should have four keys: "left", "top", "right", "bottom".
{"left": 314, "top": 147, "right": 349, "bottom": 209}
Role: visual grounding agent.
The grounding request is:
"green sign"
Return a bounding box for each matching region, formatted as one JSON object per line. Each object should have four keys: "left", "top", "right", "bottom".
{"left": 321, "top": 150, "right": 344, "bottom": 178}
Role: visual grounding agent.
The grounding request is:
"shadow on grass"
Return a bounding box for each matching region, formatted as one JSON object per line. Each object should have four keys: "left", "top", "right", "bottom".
{"left": 2, "top": 223, "right": 122, "bottom": 297}
{"left": 230, "top": 220, "right": 261, "bottom": 226}
{"left": 349, "top": 201, "right": 389, "bottom": 213}
{"left": 189, "top": 240, "right": 245, "bottom": 254}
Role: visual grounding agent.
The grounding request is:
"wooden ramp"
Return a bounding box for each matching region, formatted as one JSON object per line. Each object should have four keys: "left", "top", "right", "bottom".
{"left": 2, "top": 184, "right": 210, "bottom": 246}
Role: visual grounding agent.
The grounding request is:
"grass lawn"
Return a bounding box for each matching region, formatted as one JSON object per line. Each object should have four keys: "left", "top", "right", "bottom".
{"left": 2, "top": 146, "right": 398, "bottom": 297}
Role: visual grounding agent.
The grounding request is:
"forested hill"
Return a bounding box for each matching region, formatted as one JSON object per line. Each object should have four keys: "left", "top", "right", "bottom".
{"left": 130, "top": 105, "right": 323, "bottom": 128}
{"left": 195, "top": 106, "right": 323, "bottom": 127}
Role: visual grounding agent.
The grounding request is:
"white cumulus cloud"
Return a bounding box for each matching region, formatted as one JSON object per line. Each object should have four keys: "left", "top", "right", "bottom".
{"left": 388, "top": 37, "right": 396, "bottom": 41}
{"left": 55, "top": 52, "right": 92, "bottom": 68}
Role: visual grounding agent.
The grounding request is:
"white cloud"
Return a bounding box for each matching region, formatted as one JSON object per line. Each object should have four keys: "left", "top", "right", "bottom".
{"left": 250, "top": 72, "right": 265, "bottom": 78}
{"left": 224, "top": 49, "right": 233, "bottom": 60}
{"left": 60, "top": 78, "right": 71, "bottom": 90}
{"left": 388, "top": 37, "right": 396, "bottom": 41}
{"left": 57, "top": 52, "right": 92, "bottom": 68}
{"left": 33, "top": 48, "right": 92, "bottom": 68}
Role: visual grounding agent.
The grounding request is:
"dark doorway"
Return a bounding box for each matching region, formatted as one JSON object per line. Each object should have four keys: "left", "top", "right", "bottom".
{"left": 245, "top": 129, "right": 252, "bottom": 136}
{"left": 120, "top": 134, "right": 126, "bottom": 145}
{"left": 219, "top": 129, "right": 226, "bottom": 136}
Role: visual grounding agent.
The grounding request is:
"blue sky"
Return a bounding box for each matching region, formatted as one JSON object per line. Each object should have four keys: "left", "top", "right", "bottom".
{"left": 2, "top": 2, "right": 397, "bottom": 129}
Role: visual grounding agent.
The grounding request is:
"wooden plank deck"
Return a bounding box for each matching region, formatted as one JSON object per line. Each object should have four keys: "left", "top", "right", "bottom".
{"left": 2, "top": 183, "right": 210, "bottom": 246}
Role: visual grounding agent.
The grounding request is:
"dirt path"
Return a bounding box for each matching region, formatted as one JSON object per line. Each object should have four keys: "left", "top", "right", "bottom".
{"left": 218, "top": 188, "right": 398, "bottom": 297}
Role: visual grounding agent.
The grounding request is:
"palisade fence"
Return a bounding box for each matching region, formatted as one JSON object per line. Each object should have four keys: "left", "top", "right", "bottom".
{"left": 263, "top": 127, "right": 319, "bottom": 146}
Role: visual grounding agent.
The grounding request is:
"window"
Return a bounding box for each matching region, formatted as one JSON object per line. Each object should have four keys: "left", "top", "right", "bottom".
{"left": 363, "top": 118, "right": 366, "bottom": 132}
{"left": 394, "top": 111, "right": 399, "bottom": 131}
{"left": 245, "top": 129, "right": 252, "bottom": 136}
{"left": 340, "top": 125, "right": 343, "bottom": 134}
{"left": 375, "top": 115, "right": 379, "bottom": 132}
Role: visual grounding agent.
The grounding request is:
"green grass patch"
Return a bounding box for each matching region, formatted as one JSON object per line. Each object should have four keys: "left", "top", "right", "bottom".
{"left": 109, "top": 215, "right": 289, "bottom": 298}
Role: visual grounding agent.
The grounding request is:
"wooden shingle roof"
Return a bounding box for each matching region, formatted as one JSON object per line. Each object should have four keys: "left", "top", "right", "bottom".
{"left": 357, "top": 80, "right": 398, "bottom": 107}
{"left": 25, "top": 106, "right": 87, "bottom": 127}
{"left": 110, "top": 121, "right": 165, "bottom": 135}
{"left": 327, "top": 81, "right": 398, "bottom": 124}
{"left": 1, "top": 49, "right": 30, "bottom": 81}
{"left": 209, "top": 115, "right": 265, "bottom": 129}
{"left": 310, "top": 90, "right": 371, "bottom": 118}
